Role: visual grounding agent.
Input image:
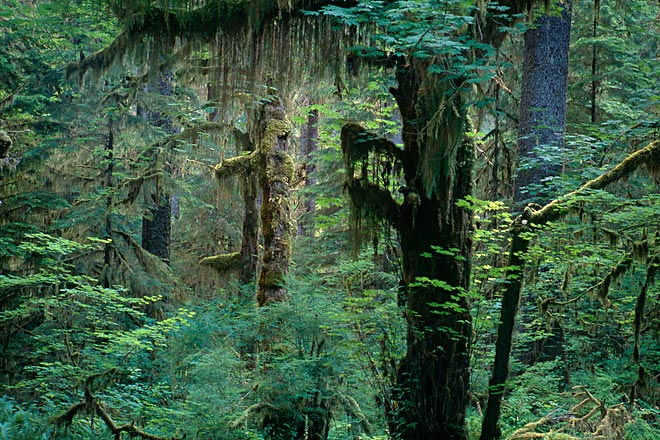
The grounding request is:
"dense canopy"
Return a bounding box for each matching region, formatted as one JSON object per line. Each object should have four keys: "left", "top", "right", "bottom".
{"left": 2, "top": 1, "right": 660, "bottom": 439}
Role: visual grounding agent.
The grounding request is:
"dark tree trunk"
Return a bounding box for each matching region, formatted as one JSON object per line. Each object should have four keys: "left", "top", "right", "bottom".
{"left": 141, "top": 69, "right": 175, "bottom": 263}
{"left": 102, "top": 118, "right": 115, "bottom": 289}
{"left": 0, "top": 131, "right": 11, "bottom": 159}
{"left": 481, "top": 6, "right": 571, "bottom": 440}
{"left": 298, "top": 108, "right": 318, "bottom": 237}
{"left": 142, "top": 194, "right": 171, "bottom": 261}
{"left": 238, "top": 129, "right": 259, "bottom": 284}
{"left": 256, "top": 98, "right": 294, "bottom": 306}
{"left": 341, "top": 62, "right": 474, "bottom": 439}
{"left": 514, "top": 5, "right": 571, "bottom": 208}
{"left": 479, "top": 225, "right": 530, "bottom": 440}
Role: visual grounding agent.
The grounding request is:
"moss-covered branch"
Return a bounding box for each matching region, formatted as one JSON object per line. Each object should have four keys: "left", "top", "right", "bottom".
{"left": 214, "top": 151, "right": 259, "bottom": 179}
{"left": 66, "top": 1, "right": 355, "bottom": 81}
{"left": 481, "top": 137, "right": 660, "bottom": 440}
{"left": 66, "top": 31, "right": 133, "bottom": 82}
{"left": 199, "top": 252, "right": 243, "bottom": 271}
{"left": 345, "top": 178, "right": 401, "bottom": 228}
{"left": 55, "top": 387, "right": 181, "bottom": 440}
{"left": 341, "top": 122, "right": 406, "bottom": 171}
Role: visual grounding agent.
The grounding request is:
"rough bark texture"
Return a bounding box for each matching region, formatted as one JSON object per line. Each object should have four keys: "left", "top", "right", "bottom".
{"left": 142, "top": 194, "right": 171, "bottom": 261}
{"left": 519, "top": 1, "right": 571, "bottom": 370}
{"left": 256, "top": 99, "right": 293, "bottom": 307}
{"left": 141, "top": 69, "right": 175, "bottom": 263}
{"left": 514, "top": 5, "right": 571, "bottom": 208}
{"left": 298, "top": 108, "right": 318, "bottom": 236}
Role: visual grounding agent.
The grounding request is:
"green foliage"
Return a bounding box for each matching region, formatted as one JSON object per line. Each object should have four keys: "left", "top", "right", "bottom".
{"left": 0, "top": 233, "right": 191, "bottom": 437}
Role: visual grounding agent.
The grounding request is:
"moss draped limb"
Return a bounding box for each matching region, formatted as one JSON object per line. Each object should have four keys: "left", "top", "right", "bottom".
{"left": 341, "top": 122, "right": 406, "bottom": 173}
{"left": 214, "top": 151, "right": 259, "bottom": 179}
{"left": 66, "top": 0, "right": 356, "bottom": 82}
{"left": 199, "top": 252, "right": 243, "bottom": 271}
{"left": 481, "top": 137, "right": 660, "bottom": 440}
{"left": 66, "top": 31, "right": 133, "bottom": 82}
{"left": 529, "top": 138, "right": 660, "bottom": 225}
{"left": 344, "top": 178, "right": 401, "bottom": 228}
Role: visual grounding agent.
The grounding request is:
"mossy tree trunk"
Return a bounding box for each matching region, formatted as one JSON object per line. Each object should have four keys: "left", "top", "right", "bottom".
{"left": 256, "top": 98, "right": 294, "bottom": 306}
{"left": 342, "top": 62, "right": 474, "bottom": 440}
{"left": 391, "top": 66, "right": 473, "bottom": 440}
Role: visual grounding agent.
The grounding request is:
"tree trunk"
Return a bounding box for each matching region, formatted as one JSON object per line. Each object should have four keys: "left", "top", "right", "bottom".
{"left": 256, "top": 98, "right": 294, "bottom": 306}
{"left": 141, "top": 69, "right": 175, "bottom": 263}
{"left": 482, "top": 6, "right": 571, "bottom": 439}
{"left": 514, "top": 5, "right": 571, "bottom": 208}
{"left": 141, "top": 193, "right": 171, "bottom": 261}
{"left": 298, "top": 107, "right": 318, "bottom": 237}
{"left": 390, "top": 65, "right": 474, "bottom": 440}
{"left": 239, "top": 147, "right": 260, "bottom": 284}
{"left": 102, "top": 118, "right": 115, "bottom": 289}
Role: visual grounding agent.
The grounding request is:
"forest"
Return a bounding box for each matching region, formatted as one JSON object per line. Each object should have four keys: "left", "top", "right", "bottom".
{"left": 2, "top": 0, "right": 660, "bottom": 439}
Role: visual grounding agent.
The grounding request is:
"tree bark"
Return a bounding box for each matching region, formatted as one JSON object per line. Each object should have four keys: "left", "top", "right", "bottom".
{"left": 256, "top": 98, "right": 294, "bottom": 306}
{"left": 514, "top": 5, "right": 571, "bottom": 208}
{"left": 298, "top": 108, "right": 318, "bottom": 236}
{"left": 237, "top": 130, "right": 260, "bottom": 284}
{"left": 141, "top": 69, "right": 175, "bottom": 263}
{"left": 342, "top": 62, "right": 475, "bottom": 440}
{"left": 482, "top": 7, "right": 571, "bottom": 439}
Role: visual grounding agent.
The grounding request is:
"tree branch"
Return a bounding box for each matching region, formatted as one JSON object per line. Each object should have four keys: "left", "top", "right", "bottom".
{"left": 66, "top": 1, "right": 357, "bottom": 82}
{"left": 199, "top": 252, "right": 243, "bottom": 271}
{"left": 341, "top": 123, "right": 405, "bottom": 167}
{"left": 481, "top": 137, "right": 660, "bottom": 440}
{"left": 530, "top": 138, "right": 660, "bottom": 224}
{"left": 54, "top": 388, "right": 181, "bottom": 440}
{"left": 214, "top": 151, "right": 259, "bottom": 179}
{"left": 345, "top": 178, "right": 401, "bottom": 228}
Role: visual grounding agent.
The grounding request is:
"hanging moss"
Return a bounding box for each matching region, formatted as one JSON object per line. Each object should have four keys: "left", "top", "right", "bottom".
{"left": 199, "top": 252, "right": 243, "bottom": 271}
{"left": 415, "top": 71, "right": 466, "bottom": 200}
{"left": 340, "top": 123, "right": 404, "bottom": 183}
